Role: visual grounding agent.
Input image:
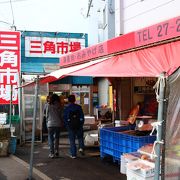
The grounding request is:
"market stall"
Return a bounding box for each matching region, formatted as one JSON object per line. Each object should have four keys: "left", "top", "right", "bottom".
{"left": 24, "top": 16, "right": 180, "bottom": 180}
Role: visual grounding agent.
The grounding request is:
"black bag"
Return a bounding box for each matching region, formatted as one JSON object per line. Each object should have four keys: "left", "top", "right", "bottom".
{"left": 68, "top": 110, "right": 81, "bottom": 130}
{"left": 42, "top": 116, "right": 48, "bottom": 133}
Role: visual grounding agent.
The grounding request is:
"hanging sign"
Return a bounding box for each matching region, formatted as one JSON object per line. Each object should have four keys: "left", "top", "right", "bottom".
{"left": 0, "top": 31, "right": 21, "bottom": 104}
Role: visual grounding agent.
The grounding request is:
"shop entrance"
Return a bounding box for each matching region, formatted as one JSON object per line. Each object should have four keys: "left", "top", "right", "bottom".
{"left": 71, "top": 85, "right": 91, "bottom": 115}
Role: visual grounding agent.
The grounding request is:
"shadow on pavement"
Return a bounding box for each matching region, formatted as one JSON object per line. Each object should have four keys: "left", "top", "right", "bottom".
{"left": 0, "top": 170, "right": 7, "bottom": 180}
{"left": 15, "top": 136, "right": 127, "bottom": 180}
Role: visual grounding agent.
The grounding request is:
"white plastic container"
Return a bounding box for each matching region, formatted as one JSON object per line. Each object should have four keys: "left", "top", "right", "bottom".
{"left": 115, "top": 120, "right": 121, "bottom": 127}
{"left": 126, "top": 169, "right": 154, "bottom": 180}
{"left": 0, "top": 113, "right": 7, "bottom": 124}
{"left": 0, "top": 120, "right": 6, "bottom": 125}
{"left": 84, "top": 116, "right": 95, "bottom": 124}
{"left": 0, "top": 113, "right": 7, "bottom": 118}
{"left": 120, "top": 152, "right": 141, "bottom": 174}
{"left": 126, "top": 159, "right": 155, "bottom": 178}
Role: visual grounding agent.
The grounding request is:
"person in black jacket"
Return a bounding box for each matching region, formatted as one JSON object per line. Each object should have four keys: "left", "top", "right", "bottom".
{"left": 64, "top": 94, "right": 85, "bottom": 159}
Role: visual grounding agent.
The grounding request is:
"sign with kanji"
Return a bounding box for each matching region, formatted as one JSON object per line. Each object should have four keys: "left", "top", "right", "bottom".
{"left": 25, "top": 36, "right": 85, "bottom": 58}
{"left": 0, "top": 31, "right": 21, "bottom": 104}
{"left": 60, "top": 42, "right": 107, "bottom": 66}
{"left": 60, "top": 16, "right": 180, "bottom": 67}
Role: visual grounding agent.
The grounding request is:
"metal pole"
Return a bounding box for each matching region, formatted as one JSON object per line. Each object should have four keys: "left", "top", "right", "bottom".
{"left": 9, "top": 85, "right": 12, "bottom": 127}
{"left": 19, "top": 78, "right": 24, "bottom": 144}
{"left": 28, "top": 76, "right": 39, "bottom": 180}
{"left": 154, "top": 72, "right": 166, "bottom": 180}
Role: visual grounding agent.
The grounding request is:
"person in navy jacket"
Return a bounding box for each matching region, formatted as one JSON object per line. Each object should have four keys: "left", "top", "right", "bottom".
{"left": 64, "top": 94, "right": 85, "bottom": 158}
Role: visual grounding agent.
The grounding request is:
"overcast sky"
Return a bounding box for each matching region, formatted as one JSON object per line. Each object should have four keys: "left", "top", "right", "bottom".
{"left": 0, "top": 0, "right": 89, "bottom": 33}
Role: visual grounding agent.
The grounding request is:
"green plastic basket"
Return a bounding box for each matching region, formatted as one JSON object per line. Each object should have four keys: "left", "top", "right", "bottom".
{"left": 7, "top": 115, "right": 20, "bottom": 124}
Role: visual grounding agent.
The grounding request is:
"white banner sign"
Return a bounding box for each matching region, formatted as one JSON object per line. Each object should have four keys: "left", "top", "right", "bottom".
{"left": 25, "top": 36, "right": 85, "bottom": 58}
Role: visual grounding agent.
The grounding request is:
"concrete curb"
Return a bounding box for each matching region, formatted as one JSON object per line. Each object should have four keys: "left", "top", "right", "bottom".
{"left": 10, "top": 155, "right": 52, "bottom": 180}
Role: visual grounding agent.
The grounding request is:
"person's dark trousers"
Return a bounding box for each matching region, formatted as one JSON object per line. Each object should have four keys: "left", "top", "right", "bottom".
{"left": 48, "top": 127, "right": 60, "bottom": 154}
{"left": 67, "top": 126, "right": 84, "bottom": 157}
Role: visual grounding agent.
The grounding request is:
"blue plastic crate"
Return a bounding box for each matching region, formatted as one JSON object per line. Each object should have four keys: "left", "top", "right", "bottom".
{"left": 100, "top": 127, "right": 156, "bottom": 163}
{"left": 100, "top": 146, "right": 114, "bottom": 156}
{"left": 100, "top": 139, "right": 114, "bottom": 149}
{"left": 119, "top": 132, "right": 156, "bottom": 149}
{"left": 100, "top": 126, "right": 130, "bottom": 143}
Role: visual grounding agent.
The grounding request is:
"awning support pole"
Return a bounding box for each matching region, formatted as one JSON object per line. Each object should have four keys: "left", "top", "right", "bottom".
{"left": 154, "top": 72, "right": 166, "bottom": 180}
{"left": 28, "top": 76, "right": 39, "bottom": 180}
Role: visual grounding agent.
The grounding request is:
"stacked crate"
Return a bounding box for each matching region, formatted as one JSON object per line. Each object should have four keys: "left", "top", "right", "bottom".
{"left": 0, "top": 127, "right": 11, "bottom": 156}
{"left": 0, "top": 113, "right": 7, "bottom": 125}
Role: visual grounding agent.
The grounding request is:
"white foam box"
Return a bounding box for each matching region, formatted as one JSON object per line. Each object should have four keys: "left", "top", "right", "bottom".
{"left": 0, "top": 113, "right": 7, "bottom": 118}
{"left": 0, "top": 120, "right": 6, "bottom": 125}
{"left": 126, "top": 169, "right": 154, "bottom": 180}
{"left": 120, "top": 152, "right": 141, "bottom": 174}
{"left": 126, "top": 159, "right": 155, "bottom": 178}
{"left": 84, "top": 116, "right": 95, "bottom": 124}
{"left": 0, "top": 113, "right": 7, "bottom": 124}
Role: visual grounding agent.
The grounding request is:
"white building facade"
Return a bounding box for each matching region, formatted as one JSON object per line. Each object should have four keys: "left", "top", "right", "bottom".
{"left": 115, "top": 0, "right": 180, "bottom": 36}
{"left": 86, "top": 0, "right": 180, "bottom": 108}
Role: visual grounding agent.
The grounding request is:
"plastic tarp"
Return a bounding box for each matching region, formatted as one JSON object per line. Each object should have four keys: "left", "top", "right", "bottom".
{"left": 38, "top": 58, "right": 107, "bottom": 84}
{"left": 69, "top": 41, "right": 180, "bottom": 78}
{"left": 23, "top": 40, "right": 180, "bottom": 87}
{"left": 165, "top": 68, "right": 180, "bottom": 179}
{"left": 22, "top": 58, "right": 107, "bottom": 87}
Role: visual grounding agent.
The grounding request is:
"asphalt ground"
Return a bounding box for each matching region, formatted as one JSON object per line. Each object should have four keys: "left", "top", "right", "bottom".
{"left": 15, "top": 135, "right": 127, "bottom": 180}
{"left": 0, "top": 155, "right": 44, "bottom": 180}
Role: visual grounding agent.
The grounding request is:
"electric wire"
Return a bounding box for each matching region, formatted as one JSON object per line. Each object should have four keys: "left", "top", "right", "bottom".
{"left": 0, "top": 20, "right": 12, "bottom": 25}
{"left": 124, "top": 0, "right": 139, "bottom": 9}
{"left": 124, "top": 0, "right": 176, "bottom": 22}
{"left": 0, "top": 0, "right": 28, "bottom": 4}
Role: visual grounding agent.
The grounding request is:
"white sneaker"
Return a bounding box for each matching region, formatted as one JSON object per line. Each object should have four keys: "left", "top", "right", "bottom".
{"left": 48, "top": 153, "right": 54, "bottom": 158}
{"left": 79, "top": 148, "right": 84, "bottom": 155}
{"left": 70, "top": 155, "right": 76, "bottom": 159}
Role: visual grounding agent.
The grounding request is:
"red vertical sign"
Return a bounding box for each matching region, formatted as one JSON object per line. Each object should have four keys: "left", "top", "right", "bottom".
{"left": 0, "top": 31, "right": 21, "bottom": 104}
